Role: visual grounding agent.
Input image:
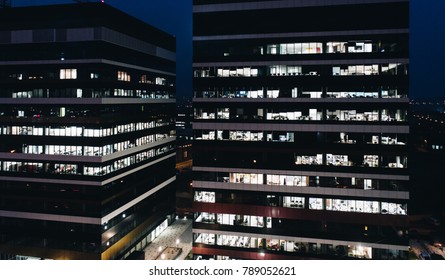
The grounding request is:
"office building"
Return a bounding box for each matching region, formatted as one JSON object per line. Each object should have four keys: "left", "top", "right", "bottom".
{"left": 192, "top": 0, "right": 409, "bottom": 259}
{"left": 0, "top": 3, "right": 176, "bottom": 260}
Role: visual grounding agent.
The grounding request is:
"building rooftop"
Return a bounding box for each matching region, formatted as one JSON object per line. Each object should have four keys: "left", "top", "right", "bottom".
{"left": 0, "top": 2, "right": 175, "bottom": 51}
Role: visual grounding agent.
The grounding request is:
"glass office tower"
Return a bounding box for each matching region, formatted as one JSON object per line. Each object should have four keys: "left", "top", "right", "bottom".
{"left": 192, "top": 0, "right": 409, "bottom": 259}
{"left": 0, "top": 3, "right": 176, "bottom": 260}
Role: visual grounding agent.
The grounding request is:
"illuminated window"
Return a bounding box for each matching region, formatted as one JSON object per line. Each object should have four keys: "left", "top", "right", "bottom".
{"left": 283, "top": 196, "right": 305, "bottom": 208}
{"left": 140, "top": 74, "right": 152, "bottom": 84}
{"left": 60, "top": 69, "right": 77, "bottom": 79}
{"left": 217, "top": 108, "right": 230, "bottom": 119}
{"left": 194, "top": 191, "right": 215, "bottom": 203}
{"left": 294, "top": 154, "right": 323, "bottom": 165}
{"left": 155, "top": 77, "right": 166, "bottom": 85}
{"left": 229, "top": 173, "right": 264, "bottom": 184}
{"left": 195, "top": 233, "right": 215, "bottom": 245}
{"left": 326, "top": 154, "right": 350, "bottom": 166}
{"left": 363, "top": 155, "right": 379, "bottom": 167}
{"left": 381, "top": 202, "right": 407, "bottom": 215}
{"left": 117, "top": 71, "right": 131, "bottom": 82}
{"left": 309, "top": 198, "right": 323, "bottom": 210}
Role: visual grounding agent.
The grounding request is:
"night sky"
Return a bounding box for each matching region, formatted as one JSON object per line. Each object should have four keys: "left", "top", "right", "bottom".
{"left": 12, "top": 0, "right": 445, "bottom": 100}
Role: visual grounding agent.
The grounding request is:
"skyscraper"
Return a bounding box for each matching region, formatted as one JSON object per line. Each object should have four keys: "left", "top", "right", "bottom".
{"left": 0, "top": 3, "right": 176, "bottom": 260}
{"left": 192, "top": 0, "right": 409, "bottom": 260}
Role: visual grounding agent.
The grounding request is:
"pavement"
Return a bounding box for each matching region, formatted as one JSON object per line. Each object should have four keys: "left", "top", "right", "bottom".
{"left": 144, "top": 218, "right": 192, "bottom": 260}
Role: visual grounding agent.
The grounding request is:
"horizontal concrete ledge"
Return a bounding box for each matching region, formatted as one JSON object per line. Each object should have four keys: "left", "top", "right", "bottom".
{"left": 0, "top": 210, "right": 101, "bottom": 225}
{"left": 194, "top": 98, "right": 409, "bottom": 104}
{"left": 193, "top": 180, "right": 409, "bottom": 200}
{"left": 193, "top": 28, "right": 409, "bottom": 41}
{"left": 193, "top": 166, "right": 410, "bottom": 181}
{"left": 0, "top": 98, "right": 175, "bottom": 105}
{"left": 193, "top": 122, "right": 409, "bottom": 134}
{"left": 194, "top": 0, "right": 408, "bottom": 13}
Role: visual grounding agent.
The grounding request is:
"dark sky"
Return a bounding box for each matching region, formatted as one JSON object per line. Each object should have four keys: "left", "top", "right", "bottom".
{"left": 409, "top": 0, "right": 445, "bottom": 100}
{"left": 13, "top": 0, "right": 445, "bottom": 100}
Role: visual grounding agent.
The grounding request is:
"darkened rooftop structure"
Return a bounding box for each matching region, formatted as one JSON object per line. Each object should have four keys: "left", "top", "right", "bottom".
{"left": 0, "top": 2, "right": 175, "bottom": 51}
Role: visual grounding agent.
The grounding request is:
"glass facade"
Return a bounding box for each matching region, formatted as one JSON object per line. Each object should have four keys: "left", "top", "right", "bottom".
{"left": 0, "top": 3, "right": 176, "bottom": 260}
{"left": 193, "top": 0, "right": 409, "bottom": 260}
